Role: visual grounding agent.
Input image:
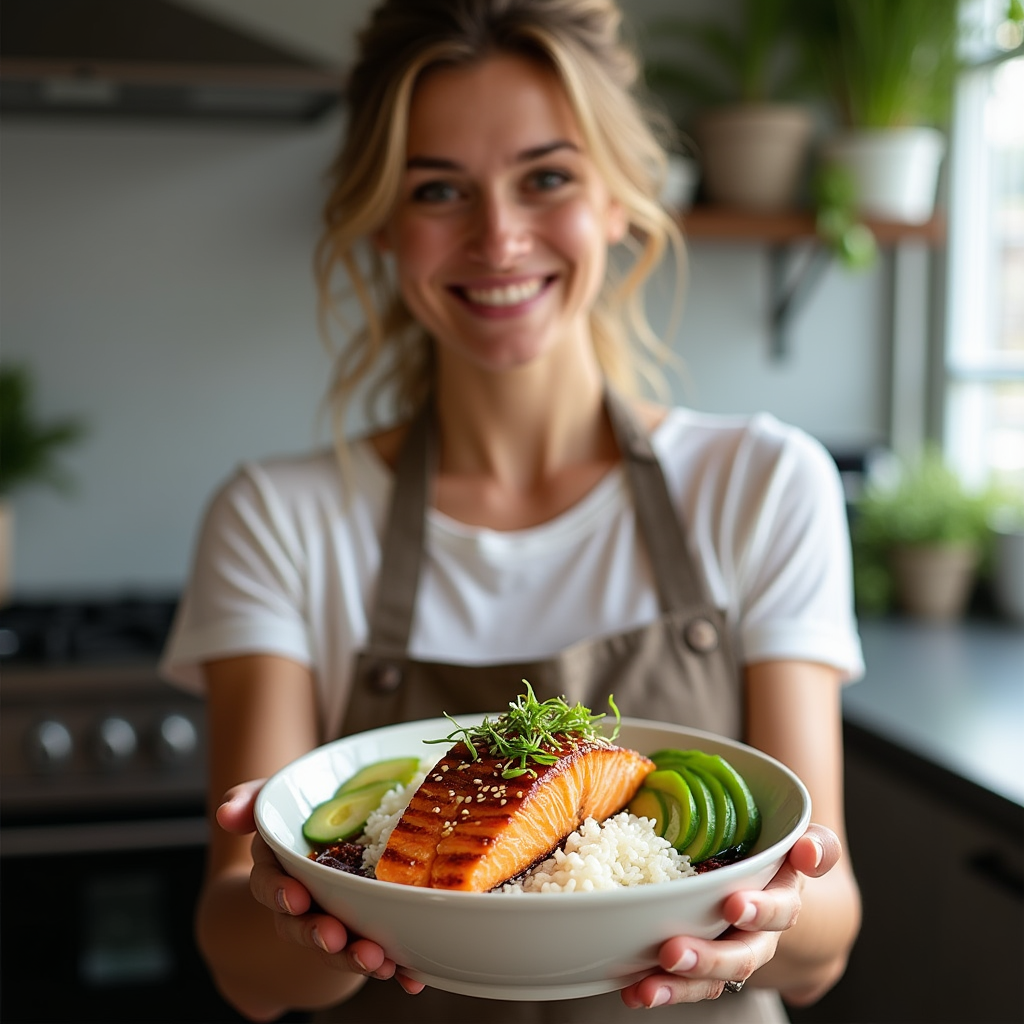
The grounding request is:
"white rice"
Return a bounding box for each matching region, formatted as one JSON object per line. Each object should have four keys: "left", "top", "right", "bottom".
{"left": 500, "top": 813, "right": 696, "bottom": 892}
{"left": 358, "top": 768, "right": 696, "bottom": 890}
{"left": 360, "top": 766, "right": 430, "bottom": 872}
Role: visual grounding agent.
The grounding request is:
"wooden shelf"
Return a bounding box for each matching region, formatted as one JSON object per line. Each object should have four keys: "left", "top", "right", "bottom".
{"left": 674, "top": 205, "right": 946, "bottom": 359}
{"left": 679, "top": 206, "right": 947, "bottom": 246}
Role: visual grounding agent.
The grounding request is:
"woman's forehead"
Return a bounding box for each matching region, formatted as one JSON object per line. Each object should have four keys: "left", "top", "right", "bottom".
{"left": 405, "top": 53, "right": 584, "bottom": 163}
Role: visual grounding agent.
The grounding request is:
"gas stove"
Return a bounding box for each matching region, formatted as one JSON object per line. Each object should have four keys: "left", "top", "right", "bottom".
{"left": 0, "top": 595, "right": 208, "bottom": 826}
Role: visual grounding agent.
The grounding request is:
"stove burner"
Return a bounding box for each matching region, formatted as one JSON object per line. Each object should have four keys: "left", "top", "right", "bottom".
{"left": 0, "top": 596, "right": 178, "bottom": 665}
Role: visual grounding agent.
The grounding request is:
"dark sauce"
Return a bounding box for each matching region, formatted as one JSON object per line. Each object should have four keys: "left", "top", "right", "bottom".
{"left": 309, "top": 840, "right": 373, "bottom": 877}
{"left": 693, "top": 844, "right": 746, "bottom": 873}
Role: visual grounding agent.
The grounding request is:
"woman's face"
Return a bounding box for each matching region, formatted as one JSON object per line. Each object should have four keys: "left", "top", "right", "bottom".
{"left": 378, "top": 53, "right": 626, "bottom": 375}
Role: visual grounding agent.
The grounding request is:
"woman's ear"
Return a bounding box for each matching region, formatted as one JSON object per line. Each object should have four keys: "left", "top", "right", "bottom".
{"left": 373, "top": 227, "right": 392, "bottom": 253}
{"left": 605, "top": 199, "right": 628, "bottom": 245}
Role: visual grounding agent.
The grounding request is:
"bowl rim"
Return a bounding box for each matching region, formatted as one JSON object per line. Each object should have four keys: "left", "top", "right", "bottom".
{"left": 255, "top": 714, "right": 812, "bottom": 901}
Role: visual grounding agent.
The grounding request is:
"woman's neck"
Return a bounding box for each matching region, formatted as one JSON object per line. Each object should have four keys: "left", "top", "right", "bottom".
{"left": 430, "top": 351, "right": 619, "bottom": 530}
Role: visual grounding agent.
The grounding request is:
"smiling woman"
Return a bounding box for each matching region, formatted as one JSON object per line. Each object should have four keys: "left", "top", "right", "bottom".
{"left": 375, "top": 54, "right": 628, "bottom": 377}
{"left": 159, "top": 2, "right": 863, "bottom": 1023}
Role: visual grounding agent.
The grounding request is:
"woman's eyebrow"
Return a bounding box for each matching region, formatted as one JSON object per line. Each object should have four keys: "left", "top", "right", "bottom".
{"left": 405, "top": 139, "right": 580, "bottom": 171}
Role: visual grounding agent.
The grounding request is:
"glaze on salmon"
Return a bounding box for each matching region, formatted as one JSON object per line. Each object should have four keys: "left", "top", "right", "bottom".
{"left": 375, "top": 738, "right": 654, "bottom": 891}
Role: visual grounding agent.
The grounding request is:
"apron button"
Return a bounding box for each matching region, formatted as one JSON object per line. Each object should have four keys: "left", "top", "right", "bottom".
{"left": 684, "top": 617, "right": 719, "bottom": 653}
{"left": 368, "top": 662, "right": 403, "bottom": 693}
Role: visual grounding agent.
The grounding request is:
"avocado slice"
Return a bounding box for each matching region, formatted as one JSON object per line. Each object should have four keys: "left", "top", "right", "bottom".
{"left": 302, "top": 779, "right": 397, "bottom": 844}
{"left": 686, "top": 752, "right": 762, "bottom": 854}
{"left": 333, "top": 756, "right": 421, "bottom": 797}
{"left": 669, "top": 764, "right": 717, "bottom": 863}
{"left": 628, "top": 787, "right": 670, "bottom": 838}
{"left": 639, "top": 769, "right": 698, "bottom": 850}
{"left": 652, "top": 749, "right": 762, "bottom": 856}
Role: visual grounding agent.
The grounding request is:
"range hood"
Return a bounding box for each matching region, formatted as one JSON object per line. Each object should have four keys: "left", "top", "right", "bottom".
{"left": 0, "top": 0, "right": 343, "bottom": 122}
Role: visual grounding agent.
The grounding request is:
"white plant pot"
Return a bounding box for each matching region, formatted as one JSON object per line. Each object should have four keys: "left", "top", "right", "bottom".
{"left": 695, "top": 104, "right": 813, "bottom": 212}
{"left": 822, "top": 127, "right": 946, "bottom": 224}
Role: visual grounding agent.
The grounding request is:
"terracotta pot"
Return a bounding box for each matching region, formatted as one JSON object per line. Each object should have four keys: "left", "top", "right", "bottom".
{"left": 821, "top": 127, "right": 946, "bottom": 224}
{"left": 889, "top": 542, "right": 979, "bottom": 620}
{"left": 695, "top": 104, "right": 813, "bottom": 212}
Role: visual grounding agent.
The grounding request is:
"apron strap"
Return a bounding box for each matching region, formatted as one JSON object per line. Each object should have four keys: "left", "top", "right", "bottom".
{"left": 367, "top": 386, "right": 712, "bottom": 651}
{"left": 365, "top": 396, "right": 435, "bottom": 653}
{"left": 603, "top": 387, "right": 709, "bottom": 611}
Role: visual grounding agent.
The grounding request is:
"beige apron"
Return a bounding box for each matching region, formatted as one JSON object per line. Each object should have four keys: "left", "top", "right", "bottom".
{"left": 316, "top": 391, "right": 788, "bottom": 1024}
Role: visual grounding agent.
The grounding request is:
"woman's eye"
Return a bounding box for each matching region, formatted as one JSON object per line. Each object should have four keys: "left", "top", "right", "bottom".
{"left": 528, "top": 169, "right": 571, "bottom": 192}
{"left": 411, "top": 180, "right": 461, "bottom": 203}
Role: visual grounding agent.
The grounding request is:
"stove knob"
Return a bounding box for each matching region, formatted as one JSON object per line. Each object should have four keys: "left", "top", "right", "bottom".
{"left": 155, "top": 713, "right": 198, "bottom": 762}
{"left": 95, "top": 716, "right": 138, "bottom": 765}
{"left": 27, "top": 719, "right": 74, "bottom": 769}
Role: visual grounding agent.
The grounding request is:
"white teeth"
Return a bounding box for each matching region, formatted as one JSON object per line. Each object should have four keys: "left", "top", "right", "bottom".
{"left": 464, "top": 278, "right": 544, "bottom": 306}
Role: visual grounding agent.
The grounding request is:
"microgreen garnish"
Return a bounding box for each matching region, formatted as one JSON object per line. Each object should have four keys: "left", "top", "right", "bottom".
{"left": 425, "top": 681, "right": 622, "bottom": 780}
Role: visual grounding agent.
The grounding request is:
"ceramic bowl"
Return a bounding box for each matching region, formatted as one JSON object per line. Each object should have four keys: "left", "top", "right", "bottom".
{"left": 255, "top": 716, "right": 811, "bottom": 1002}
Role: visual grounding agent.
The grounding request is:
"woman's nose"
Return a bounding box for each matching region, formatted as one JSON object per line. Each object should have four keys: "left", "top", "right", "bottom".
{"left": 468, "top": 194, "right": 531, "bottom": 268}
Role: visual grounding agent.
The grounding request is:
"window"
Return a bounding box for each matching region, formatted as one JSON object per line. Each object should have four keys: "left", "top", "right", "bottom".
{"left": 944, "top": 7, "right": 1024, "bottom": 491}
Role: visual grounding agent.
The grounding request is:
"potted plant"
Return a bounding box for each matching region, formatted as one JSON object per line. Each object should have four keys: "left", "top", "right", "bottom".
{"left": 851, "top": 448, "right": 1000, "bottom": 620}
{"left": 641, "top": 0, "right": 816, "bottom": 212}
{"left": 0, "top": 363, "right": 87, "bottom": 603}
{"left": 799, "top": 0, "right": 961, "bottom": 225}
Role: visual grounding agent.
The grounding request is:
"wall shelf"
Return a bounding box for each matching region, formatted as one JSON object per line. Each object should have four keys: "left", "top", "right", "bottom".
{"left": 677, "top": 206, "right": 947, "bottom": 360}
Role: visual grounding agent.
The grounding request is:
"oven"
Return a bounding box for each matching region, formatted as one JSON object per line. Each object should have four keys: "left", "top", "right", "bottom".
{"left": 0, "top": 596, "right": 307, "bottom": 1024}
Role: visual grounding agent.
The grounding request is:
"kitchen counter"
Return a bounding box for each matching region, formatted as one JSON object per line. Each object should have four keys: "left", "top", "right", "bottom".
{"left": 843, "top": 615, "right": 1024, "bottom": 831}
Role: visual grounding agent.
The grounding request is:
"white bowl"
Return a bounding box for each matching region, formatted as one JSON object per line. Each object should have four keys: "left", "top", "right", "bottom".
{"left": 255, "top": 716, "right": 811, "bottom": 1002}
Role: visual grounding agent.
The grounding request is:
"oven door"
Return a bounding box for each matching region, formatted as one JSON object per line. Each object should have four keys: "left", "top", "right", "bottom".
{"left": 0, "top": 814, "right": 309, "bottom": 1024}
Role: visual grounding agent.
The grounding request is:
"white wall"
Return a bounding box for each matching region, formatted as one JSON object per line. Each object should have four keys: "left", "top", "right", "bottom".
{"left": 0, "top": 0, "right": 891, "bottom": 598}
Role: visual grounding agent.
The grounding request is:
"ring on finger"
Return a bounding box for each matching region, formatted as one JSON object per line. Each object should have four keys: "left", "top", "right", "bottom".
{"left": 723, "top": 980, "right": 745, "bottom": 994}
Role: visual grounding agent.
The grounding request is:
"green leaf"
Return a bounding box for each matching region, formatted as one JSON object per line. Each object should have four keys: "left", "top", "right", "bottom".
{"left": 0, "top": 364, "right": 88, "bottom": 497}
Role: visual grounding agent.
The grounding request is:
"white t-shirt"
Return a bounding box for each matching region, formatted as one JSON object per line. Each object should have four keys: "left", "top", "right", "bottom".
{"left": 160, "top": 407, "right": 864, "bottom": 740}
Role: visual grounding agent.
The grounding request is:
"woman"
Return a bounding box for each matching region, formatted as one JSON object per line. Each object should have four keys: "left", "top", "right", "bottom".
{"left": 161, "top": 1, "right": 863, "bottom": 1021}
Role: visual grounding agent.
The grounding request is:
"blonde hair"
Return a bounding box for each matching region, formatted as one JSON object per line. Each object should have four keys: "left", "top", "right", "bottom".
{"left": 314, "top": 0, "right": 686, "bottom": 444}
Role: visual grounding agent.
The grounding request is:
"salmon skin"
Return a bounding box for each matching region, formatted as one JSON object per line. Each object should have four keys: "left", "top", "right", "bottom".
{"left": 375, "top": 738, "right": 654, "bottom": 891}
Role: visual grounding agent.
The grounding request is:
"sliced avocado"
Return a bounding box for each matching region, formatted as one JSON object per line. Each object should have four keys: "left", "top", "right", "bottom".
{"left": 671, "top": 765, "right": 717, "bottom": 863}
{"left": 641, "top": 769, "right": 698, "bottom": 850}
{"left": 628, "top": 787, "right": 668, "bottom": 837}
{"left": 692, "top": 763, "right": 737, "bottom": 858}
{"left": 333, "top": 756, "right": 421, "bottom": 797}
{"left": 665, "top": 750, "right": 762, "bottom": 856}
{"left": 696, "top": 753, "right": 762, "bottom": 854}
{"left": 303, "top": 779, "right": 396, "bottom": 844}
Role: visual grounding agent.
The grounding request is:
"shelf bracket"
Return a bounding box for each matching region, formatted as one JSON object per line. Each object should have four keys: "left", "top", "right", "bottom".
{"left": 768, "top": 243, "right": 832, "bottom": 359}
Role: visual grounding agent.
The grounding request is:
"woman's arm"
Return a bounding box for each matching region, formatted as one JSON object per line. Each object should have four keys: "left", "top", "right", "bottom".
{"left": 741, "top": 659, "right": 862, "bottom": 1004}
{"left": 196, "top": 654, "right": 374, "bottom": 1021}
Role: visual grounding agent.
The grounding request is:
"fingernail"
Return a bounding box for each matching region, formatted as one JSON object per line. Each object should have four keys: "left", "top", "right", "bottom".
{"left": 312, "top": 926, "right": 330, "bottom": 953}
{"left": 669, "top": 948, "right": 697, "bottom": 972}
{"left": 810, "top": 836, "right": 824, "bottom": 868}
{"left": 275, "top": 888, "right": 293, "bottom": 914}
{"left": 648, "top": 987, "right": 672, "bottom": 1008}
{"left": 735, "top": 902, "right": 757, "bottom": 926}
{"left": 351, "top": 950, "right": 368, "bottom": 972}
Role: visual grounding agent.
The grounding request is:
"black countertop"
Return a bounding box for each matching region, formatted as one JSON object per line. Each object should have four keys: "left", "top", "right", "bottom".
{"left": 843, "top": 616, "right": 1024, "bottom": 829}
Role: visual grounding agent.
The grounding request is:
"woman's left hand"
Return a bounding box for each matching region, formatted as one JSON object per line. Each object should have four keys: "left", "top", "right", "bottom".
{"left": 620, "top": 823, "right": 842, "bottom": 1009}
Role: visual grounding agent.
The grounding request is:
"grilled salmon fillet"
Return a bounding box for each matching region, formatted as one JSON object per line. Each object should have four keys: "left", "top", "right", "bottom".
{"left": 375, "top": 738, "right": 654, "bottom": 891}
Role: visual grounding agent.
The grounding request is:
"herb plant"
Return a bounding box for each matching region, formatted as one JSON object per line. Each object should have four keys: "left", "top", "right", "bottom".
{"left": 0, "top": 363, "right": 87, "bottom": 498}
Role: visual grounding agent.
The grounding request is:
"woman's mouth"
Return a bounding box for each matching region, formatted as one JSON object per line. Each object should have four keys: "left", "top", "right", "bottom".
{"left": 453, "top": 275, "right": 554, "bottom": 313}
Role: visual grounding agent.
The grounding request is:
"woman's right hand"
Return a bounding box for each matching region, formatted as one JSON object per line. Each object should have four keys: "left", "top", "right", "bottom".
{"left": 215, "top": 779, "right": 426, "bottom": 995}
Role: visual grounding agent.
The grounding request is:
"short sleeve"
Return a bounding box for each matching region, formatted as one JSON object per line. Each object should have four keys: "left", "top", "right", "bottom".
{"left": 159, "top": 464, "right": 312, "bottom": 692}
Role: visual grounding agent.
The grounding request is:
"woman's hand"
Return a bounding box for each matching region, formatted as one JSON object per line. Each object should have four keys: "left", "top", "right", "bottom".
{"left": 620, "top": 823, "right": 842, "bottom": 1009}
{"left": 216, "top": 779, "right": 426, "bottom": 996}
